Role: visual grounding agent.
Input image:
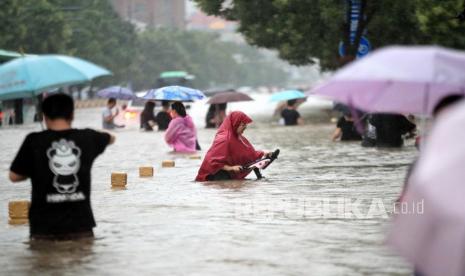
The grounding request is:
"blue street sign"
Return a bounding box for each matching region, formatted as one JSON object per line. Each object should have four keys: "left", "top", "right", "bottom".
{"left": 338, "top": 36, "right": 372, "bottom": 58}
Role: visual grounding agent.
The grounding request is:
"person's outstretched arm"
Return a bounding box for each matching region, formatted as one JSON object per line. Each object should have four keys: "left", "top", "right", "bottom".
{"left": 107, "top": 133, "right": 116, "bottom": 144}
{"left": 165, "top": 121, "right": 180, "bottom": 144}
{"left": 223, "top": 165, "right": 242, "bottom": 173}
{"left": 9, "top": 171, "right": 27, "bottom": 182}
{"left": 332, "top": 128, "right": 342, "bottom": 141}
{"left": 104, "top": 108, "right": 118, "bottom": 123}
{"left": 10, "top": 134, "right": 33, "bottom": 183}
{"left": 332, "top": 117, "right": 344, "bottom": 141}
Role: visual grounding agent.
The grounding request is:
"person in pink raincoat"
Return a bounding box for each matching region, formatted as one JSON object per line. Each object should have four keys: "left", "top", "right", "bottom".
{"left": 164, "top": 102, "right": 197, "bottom": 153}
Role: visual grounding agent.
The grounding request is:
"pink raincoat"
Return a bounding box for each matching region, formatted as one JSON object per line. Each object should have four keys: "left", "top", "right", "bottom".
{"left": 165, "top": 115, "right": 197, "bottom": 153}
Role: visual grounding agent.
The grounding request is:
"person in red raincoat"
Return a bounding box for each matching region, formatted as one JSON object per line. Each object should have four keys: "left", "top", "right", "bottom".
{"left": 196, "top": 111, "right": 269, "bottom": 181}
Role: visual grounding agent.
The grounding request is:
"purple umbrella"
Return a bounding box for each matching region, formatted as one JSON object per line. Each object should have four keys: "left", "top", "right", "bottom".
{"left": 207, "top": 90, "right": 253, "bottom": 104}
{"left": 97, "top": 86, "right": 135, "bottom": 100}
{"left": 387, "top": 100, "right": 465, "bottom": 276}
{"left": 309, "top": 46, "right": 465, "bottom": 115}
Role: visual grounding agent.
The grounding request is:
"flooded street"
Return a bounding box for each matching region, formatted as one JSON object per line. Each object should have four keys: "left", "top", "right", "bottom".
{"left": 0, "top": 98, "right": 416, "bottom": 275}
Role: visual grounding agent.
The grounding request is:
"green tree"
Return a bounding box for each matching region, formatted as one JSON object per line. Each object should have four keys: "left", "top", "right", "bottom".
{"left": 415, "top": 0, "right": 465, "bottom": 48}
{"left": 131, "top": 28, "right": 288, "bottom": 90}
{"left": 0, "top": 0, "right": 71, "bottom": 53}
{"left": 0, "top": 0, "right": 288, "bottom": 92}
{"left": 50, "top": 0, "right": 138, "bottom": 86}
{"left": 131, "top": 28, "right": 193, "bottom": 89}
{"left": 0, "top": 0, "right": 137, "bottom": 86}
{"left": 192, "top": 0, "right": 425, "bottom": 69}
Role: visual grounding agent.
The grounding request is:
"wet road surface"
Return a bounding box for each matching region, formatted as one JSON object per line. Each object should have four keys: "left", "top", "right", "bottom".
{"left": 0, "top": 98, "right": 416, "bottom": 275}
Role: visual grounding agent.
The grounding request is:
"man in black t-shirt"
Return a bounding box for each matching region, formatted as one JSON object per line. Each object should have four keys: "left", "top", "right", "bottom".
{"left": 281, "top": 99, "right": 303, "bottom": 126}
{"left": 370, "top": 113, "right": 416, "bottom": 147}
{"left": 9, "top": 94, "right": 115, "bottom": 240}
{"left": 155, "top": 100, "right": 172, "bottom": 131}
{"left": 332, "top": 114, "right": 362, "bottom": 141}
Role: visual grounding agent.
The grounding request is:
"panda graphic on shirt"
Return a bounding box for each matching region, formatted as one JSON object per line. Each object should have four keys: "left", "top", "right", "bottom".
{"left": 46, "top": 139, "right": 81, "bottom": 194}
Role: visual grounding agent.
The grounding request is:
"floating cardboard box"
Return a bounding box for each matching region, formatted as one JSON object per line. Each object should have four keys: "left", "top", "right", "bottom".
{"left": 162, "top": 160, "right": 175, "bottom": 168}
{"left": 111, "top": 172, "right": 127, "bottom": 187}
{"left": 8, "top": 200, "right": 30, "bottom": 225}
{"left": 139, "top": 166, "right": 154, "bottom": 177}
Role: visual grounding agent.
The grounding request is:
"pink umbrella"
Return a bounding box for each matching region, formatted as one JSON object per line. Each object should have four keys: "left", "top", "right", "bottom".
{"left": 309, "top": 46, "right": 465, "bottom": 115}
{"left": 387, "top": 100, "right": 465, "bottom": 276}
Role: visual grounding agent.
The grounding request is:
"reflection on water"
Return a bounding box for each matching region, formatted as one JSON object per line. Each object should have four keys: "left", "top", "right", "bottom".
{"left": 0, "top": 105, "right": 416, "bottom": 275}
{"left": 26, "top": 238, "right": 95, "bottom": 275}
{"left": 203, "top": 180, "right": 251, "bottom": 190}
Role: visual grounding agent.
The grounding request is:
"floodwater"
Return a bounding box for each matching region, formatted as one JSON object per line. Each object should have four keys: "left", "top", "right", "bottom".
{"left": 0, "top": 96, "right": 416, "bottom": 275}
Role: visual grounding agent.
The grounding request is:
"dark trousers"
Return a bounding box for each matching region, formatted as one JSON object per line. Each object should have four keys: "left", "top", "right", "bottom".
{"left": 206, "top": 170, "right": 231, "bottom": 181}
{"left": 30, "top": 229, "right": 94, "bottom": 241}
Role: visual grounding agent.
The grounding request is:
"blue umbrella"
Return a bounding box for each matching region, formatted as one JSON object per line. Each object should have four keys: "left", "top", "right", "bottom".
{"left": 97, "top": 86, "right": 135, "bottom": 100}
{"left": 270, "top": 90, "right": 306, "bottom": 102}
{"left": 0, "top": 55, "right": 111, "bottom": 100}
{"left": 142, "top": 85, "right": 205, "bottom": 102}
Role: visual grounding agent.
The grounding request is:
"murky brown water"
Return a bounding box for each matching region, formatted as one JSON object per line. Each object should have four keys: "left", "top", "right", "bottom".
{"left": 0, "top": 99, "right": 416, "bottom": 275}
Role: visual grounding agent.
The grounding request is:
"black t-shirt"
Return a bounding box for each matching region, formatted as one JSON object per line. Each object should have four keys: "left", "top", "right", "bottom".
{"left": 370, "top": 114, "right": 416, "bottom": 147}
{"left": 156, "top": 111, "right": 171, "bottom": 131}
{"left": 337, "top": 117, "right": 362, "bottom": 141}
{"left": 281, "top": 108, "right": 300, "bottom": 126}
{"left": 205, "top": 109, "right": 216, "bottom": 128}
{"left": 140, "top": 110, "right": 156, "bottom": 131}
{"left": 10, "top": 128, "right": 111, "bottom": 236}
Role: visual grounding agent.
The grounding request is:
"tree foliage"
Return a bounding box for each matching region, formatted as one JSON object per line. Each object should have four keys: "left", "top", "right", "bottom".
{"left": 415, "top": 0, "right": 465, "bottom": 48}
{"left": 132, "top": 29, "right": 288, "bottom": 89}
{"left": 0, "top": 0, "right": 71, "bottom": 53}
{"left": 0, "top": 0, "right": 289, "bottom": 93}
{"left": 56, "top": 0, "right": 138, "bottom": 86}
{"left": 193, "top": 0, "right": 465, "bottom": 69}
